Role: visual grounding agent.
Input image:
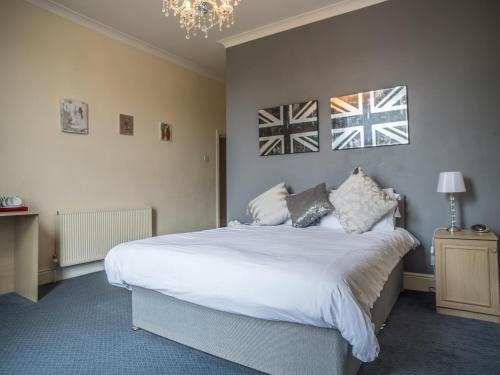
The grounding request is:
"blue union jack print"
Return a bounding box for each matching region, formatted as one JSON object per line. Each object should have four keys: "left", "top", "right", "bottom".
{"left": 331, "top": 86, "right": 409, "bottom": 150}
{"left": 259, "top": 100, "right": 319, "bottom": 156}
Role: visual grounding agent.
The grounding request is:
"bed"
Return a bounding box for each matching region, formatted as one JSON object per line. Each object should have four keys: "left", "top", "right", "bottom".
{"left": 105, "top": 199, "right": 418, "bottom": 375}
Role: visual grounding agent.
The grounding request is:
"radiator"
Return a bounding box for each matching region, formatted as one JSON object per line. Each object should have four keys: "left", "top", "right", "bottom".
{"left": 57, "top": 208, "right": 152, "bottom": 267}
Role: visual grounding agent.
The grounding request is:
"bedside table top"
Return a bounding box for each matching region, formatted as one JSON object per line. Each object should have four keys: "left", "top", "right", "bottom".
{"left": 435, "top": 229, "right": 497, "bottom": 241}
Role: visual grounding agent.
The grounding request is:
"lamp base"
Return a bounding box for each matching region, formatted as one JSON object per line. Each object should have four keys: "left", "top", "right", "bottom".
{"left": 447, "top": 226, "right": 461, "bottom": 233}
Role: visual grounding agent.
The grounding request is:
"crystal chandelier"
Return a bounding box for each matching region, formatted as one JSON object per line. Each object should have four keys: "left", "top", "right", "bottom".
{"left": 162, "top": 1, "right": 242, "bottom": 39}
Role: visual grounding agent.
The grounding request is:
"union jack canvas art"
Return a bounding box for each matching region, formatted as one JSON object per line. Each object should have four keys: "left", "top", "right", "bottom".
{"left": 331, "top": 86, "right": 409, "bottom": 150}
{"left": 258, "top": 100, "right": 319, "bottom": 156}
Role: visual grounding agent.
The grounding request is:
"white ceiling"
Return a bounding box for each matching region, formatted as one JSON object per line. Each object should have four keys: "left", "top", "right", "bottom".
{"left": 32, "top": 0, "right": 384, "bottom": 80}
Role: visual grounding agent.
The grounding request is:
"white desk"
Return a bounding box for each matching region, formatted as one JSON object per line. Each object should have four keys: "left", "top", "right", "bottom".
{"left": 0, "top": 211, "right": 39, "bottom": 302}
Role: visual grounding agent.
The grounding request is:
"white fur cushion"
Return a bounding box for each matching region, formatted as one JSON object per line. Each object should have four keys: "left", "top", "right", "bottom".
{"left": 248, "top": 183, "right": 290, "bottom": 226}
{"left": 330, "top": 168, "right": 398, "bottom": 234}
{"left": 320, "top": 188, "right": 399, "bottom": 232}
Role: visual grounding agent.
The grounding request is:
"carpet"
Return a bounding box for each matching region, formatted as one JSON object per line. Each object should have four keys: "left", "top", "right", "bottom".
{"left": 1, "top": 272, "right": 499, "bottom": 374}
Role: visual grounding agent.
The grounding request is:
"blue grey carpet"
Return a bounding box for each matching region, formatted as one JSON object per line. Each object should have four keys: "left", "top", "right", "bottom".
{"left": 0, "top": 272, "right": 499, "bottom": 375}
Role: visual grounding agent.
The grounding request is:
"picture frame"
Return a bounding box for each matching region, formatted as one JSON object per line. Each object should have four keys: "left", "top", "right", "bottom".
{"left": 331, "top": 86, "right": 409, "bottom": 150}
{"left": 60, "top": 99, "right": 88, "bottom": 134}
{"left": 120, "top": 114, "right": 134, "bottom": 136}
{"left": 258, "top": 100, "right": 319, "bottom": 156}
{"left": 160, "top": 122, "right": 172, "bottom": 142}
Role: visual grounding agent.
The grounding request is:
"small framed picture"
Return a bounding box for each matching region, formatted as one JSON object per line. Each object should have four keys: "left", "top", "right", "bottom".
{"left": 160, "top": 122, "right": 172, "bottom": 141}
{"left": 60, "top": 99, "right": 88, "bottom": 134}
{"left": 120, "top": 114, "right": 134, "bottom": 136}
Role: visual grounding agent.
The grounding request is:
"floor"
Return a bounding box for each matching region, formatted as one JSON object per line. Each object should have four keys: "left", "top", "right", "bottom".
{"left": 1, "top": 272, "right": 499, "bottom": 375}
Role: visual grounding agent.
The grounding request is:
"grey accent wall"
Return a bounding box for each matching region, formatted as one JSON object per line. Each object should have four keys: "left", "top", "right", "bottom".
{"left": 226, "top": 0, "right": 500, "bottom": 274}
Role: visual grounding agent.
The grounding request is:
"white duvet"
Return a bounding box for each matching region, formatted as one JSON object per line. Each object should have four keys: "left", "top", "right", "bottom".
{"left": 105, "top": 224, "right": 419, "bottom": 362}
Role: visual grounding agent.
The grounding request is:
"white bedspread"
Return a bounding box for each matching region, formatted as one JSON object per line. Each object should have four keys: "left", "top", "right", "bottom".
{"left": 105, "top": 224, "right": 419, "bottom": 362}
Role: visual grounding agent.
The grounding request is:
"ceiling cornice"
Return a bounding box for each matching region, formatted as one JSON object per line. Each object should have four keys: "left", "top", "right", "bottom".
{"left": 25, "top": 0, "right": 224, "bottom": 81}
{"left": 218, "top": 0, "right": 388, "bottom": 48}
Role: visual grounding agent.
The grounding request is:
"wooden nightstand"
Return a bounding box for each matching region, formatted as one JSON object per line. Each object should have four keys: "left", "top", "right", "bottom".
{"left": 435, "top": 229, "right": 499, "bottom": 323}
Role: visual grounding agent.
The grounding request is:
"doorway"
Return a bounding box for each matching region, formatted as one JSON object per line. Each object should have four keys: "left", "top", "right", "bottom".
{"left": 216, "top": 131, "right": 227, "bottom": 227}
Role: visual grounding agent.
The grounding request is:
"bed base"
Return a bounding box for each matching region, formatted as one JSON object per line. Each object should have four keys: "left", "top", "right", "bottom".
{"left": 131, "top": 260, "right": 403, "bottom": 375}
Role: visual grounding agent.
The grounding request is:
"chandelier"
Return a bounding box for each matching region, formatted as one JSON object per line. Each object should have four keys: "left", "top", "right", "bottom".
{"left": 162, "top": 1, "right": 242, "bottom": 39}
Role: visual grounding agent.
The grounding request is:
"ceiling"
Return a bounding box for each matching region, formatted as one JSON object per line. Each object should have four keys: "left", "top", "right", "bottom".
{"left": 33, "top": 0, "right": 384, "bottom": 80}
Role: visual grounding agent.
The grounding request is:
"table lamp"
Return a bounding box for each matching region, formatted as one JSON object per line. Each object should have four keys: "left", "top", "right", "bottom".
{"left": 437, "top": 171, "right": 466, "bottom": 232}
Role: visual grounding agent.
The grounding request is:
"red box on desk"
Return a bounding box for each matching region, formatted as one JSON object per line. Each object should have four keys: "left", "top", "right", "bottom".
{"left": 0, "top": 206, "right": 29, "bottom": 213}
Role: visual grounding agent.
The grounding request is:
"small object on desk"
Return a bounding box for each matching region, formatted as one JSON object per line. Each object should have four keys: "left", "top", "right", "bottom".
{"left": 0, "top": 196, "right": 23, "bottom": 208}
{"left": 471, "top": 224, "right": 490, "bottom": 233}
{"left": 436, "top": 171, "right": 466, "bottom": 232}
{"left": 434, "top": 229, "right": 499, "bottom": 323}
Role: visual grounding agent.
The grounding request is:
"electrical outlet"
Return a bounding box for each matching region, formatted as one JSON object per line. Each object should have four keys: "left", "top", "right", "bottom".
{"left": 430, "top": 254, "right": 435, "bottom": 266}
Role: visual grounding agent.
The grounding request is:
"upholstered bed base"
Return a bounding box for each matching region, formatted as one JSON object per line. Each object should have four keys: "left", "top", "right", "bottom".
{"left": 132, "top": 259, "right": 403, "bottom": 375}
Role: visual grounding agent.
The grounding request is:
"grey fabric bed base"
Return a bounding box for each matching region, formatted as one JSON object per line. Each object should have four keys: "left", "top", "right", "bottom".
{"left": 132, "top": 259, "right": 403, "bottom": 375}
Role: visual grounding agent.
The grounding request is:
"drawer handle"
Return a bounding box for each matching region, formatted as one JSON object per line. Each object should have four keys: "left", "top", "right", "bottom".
{"left": 491, "top": 248, "right": 498, "bottom": 253}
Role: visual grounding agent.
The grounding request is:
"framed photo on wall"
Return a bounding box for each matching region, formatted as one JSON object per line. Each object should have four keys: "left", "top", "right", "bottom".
{"left": 60, "top": 99, "right": 88, "bottom": 134}
{"left": 331, "top": 86, "right": 409, "bottom": 150}
{"left": 119, "top": 114, "right": 134, "bottom": 136}
{"left": 258, "top": 100, "right": 319, "bottom": 156}
{"left": 160, "top": 122, "right": 171, "bottom": 141}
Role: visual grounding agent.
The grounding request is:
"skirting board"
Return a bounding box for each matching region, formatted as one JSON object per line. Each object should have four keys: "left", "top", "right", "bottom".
{"left": 403, "top": 272, "right": 435, "bottom": 292}
{"left": 38, "top": 269, "right": 55, "bottom": 286}
{"left": 38, "top": 260, "right": 104, "bottom": 285}
{"left": 39, "top": 267, "right": 435, "bottom": 293}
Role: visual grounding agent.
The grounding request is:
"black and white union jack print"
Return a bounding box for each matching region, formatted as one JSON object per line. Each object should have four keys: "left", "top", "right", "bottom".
{"left": 331, "top": 86, "right": 409, "bottom": 150}
{"left": 258, "top": 100, "right": 319, "bottom": 156}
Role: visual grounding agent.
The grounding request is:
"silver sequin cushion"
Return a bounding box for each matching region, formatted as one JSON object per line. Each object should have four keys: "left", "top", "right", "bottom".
{"left": 331, "top": 167, "right": 398, "bottom": 234}
{"left": 286, "top": 183, "right": 334, "bottom": 228}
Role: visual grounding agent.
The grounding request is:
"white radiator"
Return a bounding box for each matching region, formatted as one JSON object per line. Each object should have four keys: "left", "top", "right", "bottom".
{"left": 57, "top": 208, "right": 152, "bottom": 267}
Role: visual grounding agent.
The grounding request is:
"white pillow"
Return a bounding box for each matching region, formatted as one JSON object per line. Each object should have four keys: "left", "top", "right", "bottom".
{"left": 319, "top": 188, "right": 400, "bottom": 231}
{"left": 371, "top": 189, "right": 401, "bottom": 231}
{"left": 318, "top": 213, "right": 345, "bottom": 231}
{"left": 371, "top": 207, "right": 396, "bottom": 231}
{"left": 248, "top": 183, "right": 290, "bottom": 226}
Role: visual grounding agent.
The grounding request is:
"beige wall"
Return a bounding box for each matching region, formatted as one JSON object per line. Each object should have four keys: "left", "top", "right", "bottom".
{"left": 0, "top": 1, "right": 225, "bottom": 276}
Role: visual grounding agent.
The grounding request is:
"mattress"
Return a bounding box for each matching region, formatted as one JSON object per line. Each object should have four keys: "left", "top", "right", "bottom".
{"left": 105, "top": 224, "right": 419, "bottom": 361}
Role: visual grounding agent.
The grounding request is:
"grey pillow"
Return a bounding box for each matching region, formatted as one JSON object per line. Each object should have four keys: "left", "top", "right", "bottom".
{"left": 286, "top": 183, "right": 334, "bottom": 228}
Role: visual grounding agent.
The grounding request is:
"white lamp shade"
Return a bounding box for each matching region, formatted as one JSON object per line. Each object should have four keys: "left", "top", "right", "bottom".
{"left": 437, "top": 171, "right": 466, "bottom": 193}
